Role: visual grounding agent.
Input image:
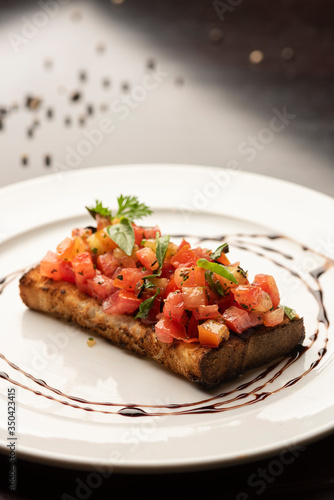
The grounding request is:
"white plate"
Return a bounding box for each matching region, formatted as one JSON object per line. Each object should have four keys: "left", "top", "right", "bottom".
{"left": 0, "top": 164, "right": 334, "bottom": 472}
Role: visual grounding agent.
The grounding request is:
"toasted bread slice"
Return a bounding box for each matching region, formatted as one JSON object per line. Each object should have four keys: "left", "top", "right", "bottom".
{"left": 19, "top": 266, "right": 305, "bottom": 387}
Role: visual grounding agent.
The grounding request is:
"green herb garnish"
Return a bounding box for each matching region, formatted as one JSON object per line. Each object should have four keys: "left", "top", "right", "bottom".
{"left": 211, "top": 243, "right": 229, "bottom": 261}
{"left": 115, "top": 195, "right": 152, "bottom": 222}
{"left": 155, "top": 233, "right": 170, "bottom": 268}
{"left": 135, "top": 289, "right": 160, "bottom": 319}
{"left": 86, "top": 200, "right": 112, "bottom": 219}
{"left": 282, "top": 305, "right": 296, "bottom": 320}
{"left": 197, "top": 258, "right": 238, "bottom": 284}
{"left": 87, "top": 195, "right": 152, "bottom": 223}
{"left": 106, "top": 217, "right": 135, "bottom": 256}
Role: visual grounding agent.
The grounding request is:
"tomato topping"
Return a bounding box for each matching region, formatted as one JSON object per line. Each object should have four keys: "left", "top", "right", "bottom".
{"left": 72, "top": 227, "right": 93, "bottom": 240}
{"left": 186, "top": 315, "right": 199, "bottom": 339}
{"left": 113, "top": 268, "right": 149, "bottom": 291}
{"left": 160, "top": 261, "right": 175, "bottom": 279}
{"left": 165, "top": 275, "right": 179, "bottom": 296}
{"left": 216, "top": 293, "right": 234, "bottom": 313}
{"left": 87, "top": 272, "right": 117, "bottom": 301}
{"left": 253, "top": 274, "right": 280, "bottom": 309}
{"left": 198, "top": 319, "right": 230, "bottom": 347}
{"left": 43, "top": 203, "right": 288, "bottom": 347}
{"left": 170, "top": 245, "right": 198, "bottom": 268}
{"left": 136, "top": 247, "right": 159, "bottom": 271}
{"left": 231, "top": 285, "right": 273, "bottom": 313}
{"left": 143, "top": 225, "right": 161, "bottom": 239}
{"left": 155, "top": 316, "right": 187, "bottom": 343}
{"left": 95, "top": 214, "right": 111, "bottom": 231}
{"left": 174, "top": 266, "right": 206, "bottom": 288}
{"left": 97, "top": 251, "right": 119, "bottom": 277}
{"left": 163, "top": 291, "right": 186, "bottom": 323}
{"left": 192, "top": 247, "right": 213, "bottom": 260}
{"left": 222, "top": 306, "right": 253, "bottom": 334}
{"left": 57, "top": 236, "right": 86, "bottom": 261}
{"left": 40, "top": 251, "right": 62, "bottom": 280}
{"left": 72, "top": 252, "right": 95, "bottom": 284}
{"left": 102, "top": 290, "right": 141, "bottom": 315}
{"left": 215, "top": 252, "right": 230, "bottom": 266}
{"left": 182, "top": 286, "right": 208, "bottom": 309}
{"left": 59, "top": 260, "right": 76, "bottom": 283}
{"left": 193, "top": 304, "right": 219, "bottom": 320}
{"left": 263, "top": 307, "right": 284, "bottom": 327}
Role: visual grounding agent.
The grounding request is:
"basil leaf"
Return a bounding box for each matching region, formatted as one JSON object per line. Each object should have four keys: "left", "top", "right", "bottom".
{"left": 106, "top": 217, "right": 135, "bottom": 256}
{"left": 135, "top": 289, "right": 159, "bottom": 319}
{"left": 282, "top": 305, "right": 296, "bottom": 320}
{"left": 197, "top": 258, "right": 238, "bottom": 284}
{"left": 155, "top": 233, "right": 170, "bottom": 268}
{"left": 205, "top": 271, "right": 225, "bottom": 297}
{"left": 211, "top": 243, "right": 229, "bottom": 261}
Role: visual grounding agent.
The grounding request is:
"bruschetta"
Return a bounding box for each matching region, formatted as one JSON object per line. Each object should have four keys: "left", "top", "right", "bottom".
{"left": 19, "top": 196, "right": 305, "bottom": 387}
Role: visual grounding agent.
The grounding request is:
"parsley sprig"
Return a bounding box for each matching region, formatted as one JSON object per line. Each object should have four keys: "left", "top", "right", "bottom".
{"left": 115, "top": 195, "right": 152, "bottom": 221}
{"left": 86, "top": 195, "right": 152, "bottom": 223}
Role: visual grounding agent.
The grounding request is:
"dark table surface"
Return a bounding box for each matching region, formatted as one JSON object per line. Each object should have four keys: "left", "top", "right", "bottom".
{"left": 0, "top": 0, "right": 334, "bottom": 498}
{"left": 1, "top": 432, "right": 334, "bottom": 499}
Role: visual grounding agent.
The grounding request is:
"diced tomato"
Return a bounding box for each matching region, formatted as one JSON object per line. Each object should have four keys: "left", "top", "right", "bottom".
{"left": 198, "top": 319, "right": 230, "bottom": 347}
{"left": 253, "top": 274, "right": 280, "bottom": 309}
{"left": 120, "top": 256, "right": 137, "bottom": 268}
{"left": 214, "top": 264, "right": 249, "bottom": 292}
{"left": 216, "top": 293, "right": 234, "bottom": 313}
{"left": 72, "top": 252, "right": 95, "bottom": 284}
{"left": 231, "top": 285, "right": 272, "bottom": 313}
{"left": 165, "top": 275, "right": 179, "bottom": 296}
{"left": 215, "top": 252, "right": 230, "bottom": 266}
{"left": 59, "top": 260, "right": 75, "bottom": 283}
{"left": 186, "top": 315, "right": 199, "bottom": 339}
{"left": 132, "top": 223, "right": 146, "bottom": 246}
{"left": 163, "top": 291, "right": 185, "bottom": 323}
{"left": 136, "top": 247, "right": 159, "bottom": 271}
{"left": 170, "top": 245, "right": 198, "bottom": 269}
{"left": 155, "top": 316, "right": 187, "bottom": 343}
{"left": 113, "top": 268, "right": 149, "bottom": 291}
{"left": 76, "top": 280, "right": 91, "bottom": 295}
{"left": 72, "top": 227, "right": 93, "bottom": 240}
{"left": 193, "top": 304, "right": 219, "bottom": 320}
{"left": 192, "top": 247, "right": 213, "bottom": 260}
{"left": 40, "top": 251, "right": 62, "bottom": 280}
{"left": 174, "top": 266, "right": 206, "bottom": 288}
{"left": 97, "top": 251, "right": 119, "bottom": 277}
{"left": 222, "top": 306, "right": 251, "bottom": 334}
{"left": 87, "top": 272, "right": 117, "bottom": 301}
{"left": 178, "top": 238, "right": 190, "bottom": 249}
{"left": 142, "top": 225, "right": 161, "bottom": 239}
{"left": 263, "top": 307, "right": 284, "bottom": 327}
{"left": 95, "top": 214, "right": 111, "bottom": 231}
{"left": 182, "top": 287, "right": 207, "bottom": 309}
{"left": 56, "top": 236, "right": 86, "bottom": 261}
{"left": 248, "top": 310, "right": 264, "bottom": 327}
{"left": 102, "top": 290, "right": 141, "bottom": 315}
{"left": 87, "top": 229, "right": 117, "bottom": 256}
{"left": 160, "top": 261, "right": 175, "bottom": 279}
{"left": 141, "top": 295, "right": 163, "bottom": 325}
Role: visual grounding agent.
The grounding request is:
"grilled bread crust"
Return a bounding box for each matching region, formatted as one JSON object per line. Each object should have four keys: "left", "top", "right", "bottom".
{"left": 19, "top": 266, "right": 305, "bottom": 387}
